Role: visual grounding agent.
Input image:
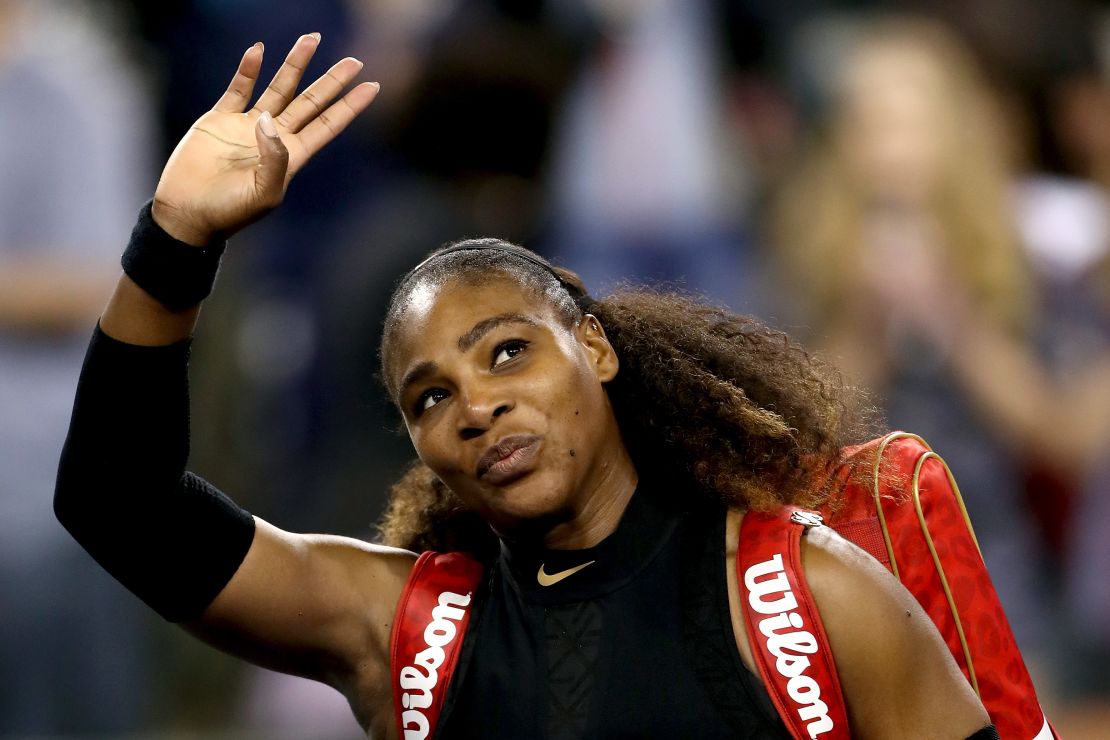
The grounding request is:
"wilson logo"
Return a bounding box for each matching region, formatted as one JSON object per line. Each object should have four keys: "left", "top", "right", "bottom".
{"left": 398, "top": 590, "right": 472, "bottom": 740}
{"left": 744, "top": 553, "right": 834, "bottom": 739}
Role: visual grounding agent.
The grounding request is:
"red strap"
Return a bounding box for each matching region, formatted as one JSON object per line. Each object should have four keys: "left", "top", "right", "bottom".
{"left": 738, "top": 507, "right": 850, "bottom": 740}
{"left": 390, "top": 551, "right": 485, "bottom": 740}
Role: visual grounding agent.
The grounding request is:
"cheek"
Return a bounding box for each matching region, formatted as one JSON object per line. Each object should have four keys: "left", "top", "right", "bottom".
{"left": 541, "top": 362, "right": 608, "bottom": 449}
{"left": 409, "top": 424, "right": 461, "bottom": 480}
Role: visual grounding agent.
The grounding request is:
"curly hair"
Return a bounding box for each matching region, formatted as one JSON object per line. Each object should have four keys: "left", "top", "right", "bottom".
{"left": 377, "top": 240, "right": 879, "bottom": 555}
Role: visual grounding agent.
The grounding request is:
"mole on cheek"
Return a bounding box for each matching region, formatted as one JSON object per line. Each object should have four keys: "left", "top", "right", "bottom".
{"left": 569, "top": 449, "right": 576, "bottom": 457}
{"left": 574, "top": 410, "right": 579, "bottom": 415}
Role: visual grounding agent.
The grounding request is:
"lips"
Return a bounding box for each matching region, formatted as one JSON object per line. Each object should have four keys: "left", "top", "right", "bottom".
{"left": 476, "top": 434, "right": 542, "bottom": 485}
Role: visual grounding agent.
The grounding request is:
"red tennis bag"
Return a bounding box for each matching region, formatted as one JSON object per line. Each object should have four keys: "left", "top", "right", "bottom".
{"left": 391, "top": 432, "right": 1056, "bottom": 738}
{"left": 739, "top": 432, "right": 1057, "bottom": 739}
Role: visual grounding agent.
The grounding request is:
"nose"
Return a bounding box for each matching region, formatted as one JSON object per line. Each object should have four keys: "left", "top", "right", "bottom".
{"left": 457, "top": 384, "right": 512, "bottom": 441}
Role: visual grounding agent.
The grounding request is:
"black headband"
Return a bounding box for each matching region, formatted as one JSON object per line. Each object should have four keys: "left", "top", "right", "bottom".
{"left": 405, "top": 243, "right": 597, "bottom": 313}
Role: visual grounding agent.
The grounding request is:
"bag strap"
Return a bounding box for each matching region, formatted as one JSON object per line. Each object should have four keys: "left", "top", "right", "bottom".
{"left": 390, "top": 551, "right": 485, "bottom": 740}
{"left": 738, "top": 507, "right": 850, "bottom": 740}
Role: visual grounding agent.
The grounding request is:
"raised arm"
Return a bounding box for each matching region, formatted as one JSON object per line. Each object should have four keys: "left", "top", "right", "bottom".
{"left": 55, "top": 35, "right": 413, "bottom": 732}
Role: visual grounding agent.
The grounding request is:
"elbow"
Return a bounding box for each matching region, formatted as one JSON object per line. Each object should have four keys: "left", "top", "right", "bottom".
{"left": 53, "top": 439, "right": 78, "bottom": 529}
{"left": 53, "top": 437, "right": 93, "bottom": 537}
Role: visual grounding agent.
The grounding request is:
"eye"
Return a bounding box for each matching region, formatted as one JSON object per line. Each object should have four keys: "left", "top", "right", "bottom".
{"left": 492, "top": 339, "right": 529, "bottom": 368}
{"left": 414, "top": 388, "right": 449, "bottom": 416}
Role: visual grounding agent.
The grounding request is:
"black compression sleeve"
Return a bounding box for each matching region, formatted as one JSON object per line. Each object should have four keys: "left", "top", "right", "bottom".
{"left": 966, "top": 726, "right": 1000, "bottom": 740}
{"left": 54, "top": 325, "right": 255, "bottom": 622}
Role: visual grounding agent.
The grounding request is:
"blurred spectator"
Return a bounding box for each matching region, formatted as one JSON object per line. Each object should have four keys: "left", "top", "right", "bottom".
{"left": 770, "top": 15, "right": 1055, "bottom": 666}
{"left": 967, "top": 8, "right": 1110, "bottom": 703}
{"left": 0, "top": 0, "right": 155, "bottom": 733}
{"left": 1016, "top": 190, "right": 1110, "bottom": 701}
{"left": 545, "top": 0, "right": 760, "bottom": 311}
{"left": 882, "top": 164, "right": 1110, "bottom": 723}
{"left": 1052, "top": 10, "right": 1110, "bottom": 709}
{"left": 775, "top": 16, "right": 1110, "bottom": 723}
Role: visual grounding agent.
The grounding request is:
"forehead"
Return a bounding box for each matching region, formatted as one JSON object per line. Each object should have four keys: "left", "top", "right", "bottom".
{"left": 844, "top": 45, "right": 944, "bottom": 104}
{"left": 388, "top": 275, "right": 561, "bottom": 377}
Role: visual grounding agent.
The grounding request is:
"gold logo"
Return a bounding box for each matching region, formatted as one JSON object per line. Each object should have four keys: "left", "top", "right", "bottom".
{"left": 536, "top": 560, "right": 596, "bottom": 587}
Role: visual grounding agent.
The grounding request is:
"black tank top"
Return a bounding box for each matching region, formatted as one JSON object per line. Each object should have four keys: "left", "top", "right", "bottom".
{"left": 436, "top": 489, "right": 791, "bottom": 738}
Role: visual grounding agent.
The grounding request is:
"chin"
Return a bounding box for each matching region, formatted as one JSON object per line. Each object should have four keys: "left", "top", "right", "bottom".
{"left": 477, "top": 472, "right": 574, "bottom": 535}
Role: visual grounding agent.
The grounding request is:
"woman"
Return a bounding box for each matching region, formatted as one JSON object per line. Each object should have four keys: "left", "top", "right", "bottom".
{"left": 769, "top": 17, "right": 1051, "bottom": 657}
{"left": 55, "top": 35, "right": 994, "bottom": 738}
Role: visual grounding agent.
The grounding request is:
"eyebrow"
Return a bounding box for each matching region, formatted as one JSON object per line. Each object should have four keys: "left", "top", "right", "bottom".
{"left": 457, "top": 313, "right": 539, "bottom": 352}
{"left": 398, "top": 360, "right": 437, "bottom": 401}
{"left": 397, "top": 313, "right": 541, "bottom": 399}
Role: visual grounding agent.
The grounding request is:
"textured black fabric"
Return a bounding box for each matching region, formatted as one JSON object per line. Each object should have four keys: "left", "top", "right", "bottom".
{"left": 436, "top": 491, "right": 790, "bottom": 739}
{"left": 54, "top": 325, "right": 255, "bottom": 622}
{"left": 121, "top": 200, "right": 226, "bottom": 311}
{"left": 966, "top": 726, "right": 1001, "bottom": 740}
{"left": 544, "top": 601, "right": 603, "bottom": 740}
{"left": 682, "top": 507, "right": 784, "bottom": 733}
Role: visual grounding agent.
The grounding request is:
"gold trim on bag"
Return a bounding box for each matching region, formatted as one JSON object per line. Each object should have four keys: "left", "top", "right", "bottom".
{"left": 910, "top": 451, "right": 980, "bottom": 698}
{"left": 872, "top": 431, "right": 933, "bottom": 579}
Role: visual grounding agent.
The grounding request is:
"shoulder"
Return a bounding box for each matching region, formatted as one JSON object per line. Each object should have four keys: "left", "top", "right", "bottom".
{"left": 800, "top": 524, "right": 928, "bottom": 671}
{"left": 800, "top": 525, "right": 989, "bottom": 739}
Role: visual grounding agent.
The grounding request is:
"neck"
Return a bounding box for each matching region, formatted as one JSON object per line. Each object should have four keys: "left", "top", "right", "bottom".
{"left": 541, "top": 438, "right": 638, "bottom": 551}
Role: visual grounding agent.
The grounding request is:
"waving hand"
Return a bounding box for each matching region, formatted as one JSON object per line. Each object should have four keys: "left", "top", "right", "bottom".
{"left": 152, "top": 34, "right": 378, "bottom": 246}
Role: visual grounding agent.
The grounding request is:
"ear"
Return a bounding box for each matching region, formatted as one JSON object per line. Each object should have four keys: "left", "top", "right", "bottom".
{"left": 576, "top": 313, "right": 619, "bottom": 383}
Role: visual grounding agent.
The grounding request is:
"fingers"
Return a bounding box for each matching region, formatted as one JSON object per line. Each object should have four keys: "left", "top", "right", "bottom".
{"left": 253, "top": 112, "right": 291, "bottom": 205}
{"left": 251, "top": 33, "right": 320, "bottom": 116}
{"left": 275, "top": 56, "right": 364, "bottom": 134}
{"left": 291, "top": 81, "right": 379, "bottom": 169}
{"left": 213, "top": 43, "right": 264, "bottom": 113}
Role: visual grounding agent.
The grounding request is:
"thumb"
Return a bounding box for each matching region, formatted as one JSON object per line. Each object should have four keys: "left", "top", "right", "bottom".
{"left": 254, "top": 111, "right": 290, "bottom": 204}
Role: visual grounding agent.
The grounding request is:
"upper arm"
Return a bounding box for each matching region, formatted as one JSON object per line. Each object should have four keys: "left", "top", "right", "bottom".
{"left": 187, "top": 517, "right": 415, "bottom": 705}
{"left": 802, "top": 527, "right": 989, "bottom": 739}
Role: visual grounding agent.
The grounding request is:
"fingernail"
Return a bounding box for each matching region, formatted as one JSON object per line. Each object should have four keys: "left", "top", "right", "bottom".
{"left": 309, "top": 32, "right": 321, "bottom": 43}
{"left": 252, "top": 41, "right": 263, "bottom": 51}
{"left": 370, "top": 81, "right": 380, "bottom": 91}
{"left": 258, "top": 111, "right": 278, "bottom": 138}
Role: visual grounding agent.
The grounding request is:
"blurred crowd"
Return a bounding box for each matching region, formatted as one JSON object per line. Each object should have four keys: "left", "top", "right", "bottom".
{"left": 1, "top": 0, "right": 1108, "bottom": 737}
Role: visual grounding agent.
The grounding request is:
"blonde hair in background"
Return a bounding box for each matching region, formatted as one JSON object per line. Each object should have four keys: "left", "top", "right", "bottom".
{"left": 774, "top": 15, "right": 1032, "bottom": 333}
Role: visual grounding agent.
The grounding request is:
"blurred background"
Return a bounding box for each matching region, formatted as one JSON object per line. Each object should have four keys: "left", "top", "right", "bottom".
{"left": 1, "top": 0, "right": 1108, "bottom": 737}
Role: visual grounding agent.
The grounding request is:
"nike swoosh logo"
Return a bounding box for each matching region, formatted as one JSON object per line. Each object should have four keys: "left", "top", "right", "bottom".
{"left": 536, "top": 560, "right": 596, "bottom": 587}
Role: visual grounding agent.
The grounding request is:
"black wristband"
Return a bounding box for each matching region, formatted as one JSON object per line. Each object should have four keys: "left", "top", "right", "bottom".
{"left": 121, "top": 200, "right": 226, "bottom": 311}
